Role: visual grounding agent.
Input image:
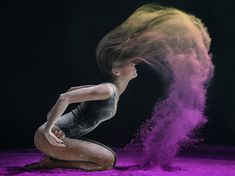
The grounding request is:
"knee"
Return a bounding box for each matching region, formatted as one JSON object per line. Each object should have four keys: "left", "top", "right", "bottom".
{"left": 33, "top": 124, "right": 49, "bottom": 153}
{"left": 34, "top": 126, "right": 42, "bottom": 149}
{"left": 99, "top": 153, "right": 116, "bottom": 170}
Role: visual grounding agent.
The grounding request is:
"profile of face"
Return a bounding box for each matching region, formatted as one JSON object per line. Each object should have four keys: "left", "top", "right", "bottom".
{"left": 112, "top": 61, "right": 137, "bottom": 81}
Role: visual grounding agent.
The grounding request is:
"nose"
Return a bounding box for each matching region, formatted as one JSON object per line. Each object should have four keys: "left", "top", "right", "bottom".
{"left": 131, "top": 62, "right": 135, "bottom": 67}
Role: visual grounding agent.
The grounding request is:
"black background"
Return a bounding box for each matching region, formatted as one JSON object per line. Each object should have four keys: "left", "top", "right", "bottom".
{"left": 2, "top": 0, "right": 235, "bottom": 149}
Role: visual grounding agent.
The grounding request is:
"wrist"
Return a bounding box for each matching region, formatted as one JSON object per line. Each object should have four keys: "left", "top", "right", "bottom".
{"left": 44, "top": 124, "right": 52, "bottom": 133}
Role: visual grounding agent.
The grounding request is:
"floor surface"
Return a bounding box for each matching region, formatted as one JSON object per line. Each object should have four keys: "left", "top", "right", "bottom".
{"left": 0, "top": 145, "right": 235, "bottom": 176}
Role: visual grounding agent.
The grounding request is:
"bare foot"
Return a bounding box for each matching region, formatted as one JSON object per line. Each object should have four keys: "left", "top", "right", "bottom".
{"left": 24, "top": 156, "right": 58, "bottom": 171}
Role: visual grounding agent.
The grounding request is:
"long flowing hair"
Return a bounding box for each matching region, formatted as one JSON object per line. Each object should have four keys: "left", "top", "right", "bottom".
{"left": 96, "top": 3, "right": 214, "bottom": 167}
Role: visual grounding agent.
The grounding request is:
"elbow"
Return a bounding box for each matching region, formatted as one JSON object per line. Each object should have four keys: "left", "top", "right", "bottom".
{"left": 67, "top": 87, "right": 74, "bottom": 92}
{"left": 58, "top": 93, "right": 69, "bottom": 105}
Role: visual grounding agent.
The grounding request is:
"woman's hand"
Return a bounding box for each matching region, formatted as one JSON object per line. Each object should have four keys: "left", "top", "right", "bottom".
{"left": 52, "top": 128, "right": 66, "bottom": 140}
{"left": 43, "top": 128, "right": 66, "bottom": 147}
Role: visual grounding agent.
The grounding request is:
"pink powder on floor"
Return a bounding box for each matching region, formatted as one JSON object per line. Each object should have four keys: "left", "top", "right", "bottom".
{"left": 1, "top": 147, "right": 235, "bottom": 176}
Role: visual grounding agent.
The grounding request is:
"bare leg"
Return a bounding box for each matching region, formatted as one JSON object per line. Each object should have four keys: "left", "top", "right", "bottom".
{"left": 25, "top": 124, "right": 116, "bottom": 171}
{"left": 25, "top": 155, "right": 108, "bottom": 171}
{"left": 24, "top": 156, "right": 57, "bottom": 170}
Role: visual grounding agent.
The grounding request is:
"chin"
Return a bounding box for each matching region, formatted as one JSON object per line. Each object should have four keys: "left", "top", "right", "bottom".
{"left": 131, "top": 73, "right": 138, "bottom": 79}
{"left": 134, "top": 72, "right": 138, "bottom": 77}
{"left": 127, "top": 72, "right": 138, "bottom": 81}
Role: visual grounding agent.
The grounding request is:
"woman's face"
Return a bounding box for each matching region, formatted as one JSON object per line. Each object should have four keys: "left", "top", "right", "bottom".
{"left": 113, "top": 61, "right": 138, "bottom": 80}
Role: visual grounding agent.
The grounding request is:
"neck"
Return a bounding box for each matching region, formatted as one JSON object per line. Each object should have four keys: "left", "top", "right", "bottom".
{"left": 111, "top": 79, "right": 130, "bottom": 97}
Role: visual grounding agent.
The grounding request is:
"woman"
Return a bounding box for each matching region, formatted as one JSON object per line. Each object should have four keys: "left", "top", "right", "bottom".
{"left": 25, "top": 60, "right": 138, "bottom": 171}
{"left": 26, "top": 2, "right": 214, "bottom": 171}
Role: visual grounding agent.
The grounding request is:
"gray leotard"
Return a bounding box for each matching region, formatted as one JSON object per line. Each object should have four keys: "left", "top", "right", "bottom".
{"left": 55, "top": 83, "right": 117, "bottom": 139}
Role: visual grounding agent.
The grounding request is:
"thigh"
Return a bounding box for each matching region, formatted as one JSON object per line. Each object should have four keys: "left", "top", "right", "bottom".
{"left": 81, "top": 138, "right": 117, "bottom": 163}
{"left": 34, "top": 124, "right": 115, "bottom": 165}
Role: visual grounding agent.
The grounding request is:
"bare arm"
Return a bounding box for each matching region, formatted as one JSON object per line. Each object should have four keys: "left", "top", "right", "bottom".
{"left": 47, "top": 85, "right": 96, "bottom": 120}
{"left": 66, "top": 85, "right": 95, "bottom": 92}
{"left": 44, "top": 83, "right": 114, "bottom": 147}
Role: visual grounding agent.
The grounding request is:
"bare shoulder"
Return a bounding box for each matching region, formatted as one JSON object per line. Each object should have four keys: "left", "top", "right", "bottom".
{"left": 93, "top": 83, "right": 116, "bottom": 98}
{"left": 64, "top": 82, "right": 116, "bottom": 104}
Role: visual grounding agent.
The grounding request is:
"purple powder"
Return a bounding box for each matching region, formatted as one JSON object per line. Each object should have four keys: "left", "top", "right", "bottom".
{"left": 1, "top": 147, "right": 235, "bottom": 176}
{"left": 121, "top": 4, "right": 215, "bottom": 169}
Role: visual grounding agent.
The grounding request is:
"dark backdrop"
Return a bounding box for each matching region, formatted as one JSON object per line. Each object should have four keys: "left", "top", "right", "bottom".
{"left": 2, "top": 0, "right": 235, "bottom": 149}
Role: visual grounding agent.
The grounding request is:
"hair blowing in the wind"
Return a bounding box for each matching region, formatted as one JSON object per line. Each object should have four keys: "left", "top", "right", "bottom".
{"left": 96, "top": 3, "right": 214, "bottom": 169}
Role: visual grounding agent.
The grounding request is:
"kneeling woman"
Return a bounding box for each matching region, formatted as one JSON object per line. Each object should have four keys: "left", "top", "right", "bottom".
{"left": 25, "top": 57, "right": 138, "bottom": 171}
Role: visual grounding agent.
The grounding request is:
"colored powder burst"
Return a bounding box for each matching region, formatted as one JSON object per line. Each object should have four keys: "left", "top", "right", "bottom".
{"left": 96, "top": 3, "right": 214, "bottom": 169}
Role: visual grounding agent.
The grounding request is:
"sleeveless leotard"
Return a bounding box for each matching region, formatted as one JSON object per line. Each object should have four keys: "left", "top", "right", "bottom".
{"left": 55, "top": 83, "right": 118, "bottom": 139}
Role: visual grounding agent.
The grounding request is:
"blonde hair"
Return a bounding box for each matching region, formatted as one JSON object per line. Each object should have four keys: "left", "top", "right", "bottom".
{"left": 96, "top": 3, "right": 212, "bottom": 81}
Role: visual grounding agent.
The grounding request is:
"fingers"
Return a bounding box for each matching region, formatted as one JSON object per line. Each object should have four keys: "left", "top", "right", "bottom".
{"left": 60, "top": 133, "right": 66, "bottom": 140}
{"left": 45, "top": 131, "right": 66, "bottom": 148}
{"left": 51, "top": 141, "right": 66, "bottom": 147}
{"left": 52, "top": 134, "right": 65, "bottom": 147}
{"left": 50, "top": 137, "right": 66, "bottom": 147}
{"left": 60, "top": 132, "right": 65, "bottom": 139}
{"left": 53, "top": 130, "right": 65, "bottom": 139}
{"left": 54, "top": 130, "right": 59, "bottom": 136}
{"left": 54, "top": 138, "right": 66, "bottom": 147}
